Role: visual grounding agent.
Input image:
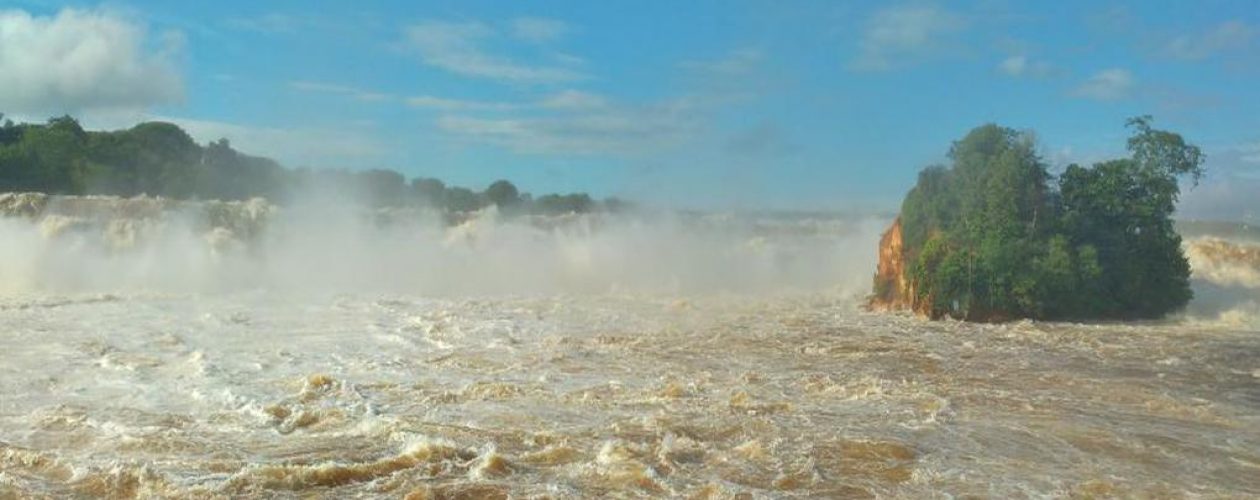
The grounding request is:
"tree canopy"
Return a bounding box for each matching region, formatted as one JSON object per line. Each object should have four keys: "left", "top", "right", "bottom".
{"left": 0, "top": 115, "right": 626, "bottom": 216}
{"left": 890, "top": 116, "right": 1202, "bottom": 321}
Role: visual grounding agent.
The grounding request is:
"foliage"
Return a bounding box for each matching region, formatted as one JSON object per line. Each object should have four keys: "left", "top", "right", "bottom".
{"left": 485, "top": 179, "right": 521, "bottom": 209}
{"left": 0, "top": 115, "right": 628, "bottom": 216}
{"left": 533, "top": 193, "right": 595, "bottom": 215}
{"left": 896, "top": 117, "right": 1202, "bottom": 321}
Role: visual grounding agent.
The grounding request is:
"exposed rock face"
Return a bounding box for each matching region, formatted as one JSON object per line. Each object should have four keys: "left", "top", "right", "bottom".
{"left": 868, "top": 217, "right": 939, "bottom": 317}
{"left": 868, "top": 217, "right": 913, "bottom": 312}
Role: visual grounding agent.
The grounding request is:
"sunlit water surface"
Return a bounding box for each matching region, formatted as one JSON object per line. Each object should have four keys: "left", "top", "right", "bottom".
{"left": 0, "top": 196, "right": 1257, "bottom": 498}
{"left": 2, "top": 290, "right": 1258, "bottom": 498}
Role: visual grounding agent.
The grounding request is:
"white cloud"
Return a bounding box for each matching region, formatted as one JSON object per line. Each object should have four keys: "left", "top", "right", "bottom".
{"left": 290, "top": 80, "right": 606, "bottom": 114}
{"left": 852, "top": 4, "right": 967, "bottom": 71}
{"left": 1241, "top": 142, "right": 1260, "bottom": 165}
{"left": 999, "top": 55, "right": 1054, "bottom": 78}
{"left": 226, "top": 12, "right": 373, "bottom": 37}
{"left": 726, "top": 121, "right": 793, "bottom": 156}
{"left": 999, "top": 55, "right": 1027, "bottom": 75}
{"left": 290, "top": 81, "right": 391, "bottom": 102}
{"left": 402, "top": 20, "right": 586, "bottom": 83}
{"left": 291, "top": 80, "right": 526, "bottom": 111}
{"left": 552, "top": 53, "right": 586, "bottom": 65}
{"left": 1072, "top": 68, "right": 1135, "bottom": 101}
{"left": 1180, "top": 170, "right": 1260, "bottom": 222}
{"left": 227, "top": 13, "right": 302, "bottom": 34}
{"left": 510, "top": 17, "right": 569, "bottom": 43}
{"left": 0, "top": 8, "right": 183, "bottom": 115}
{"left": 405, "top": 95, "right": 519, "bottom": 111}
{"left": 1165, "top": 141, "right": 1260, "bottom": 221}
{"left": 435, "top": 99, "right": 701, "bottom": 155}
{"left": 539, "top": 90, "right": 607, "bottom": 110}
{"left": 1164, "top": 20, "right": 1256, "bottom": 60}
{"left": 679, "top": 48, "right": 764, "bottom": 75}
{"left": 1179, "top": 177, "right": 1260, "bottom": 221}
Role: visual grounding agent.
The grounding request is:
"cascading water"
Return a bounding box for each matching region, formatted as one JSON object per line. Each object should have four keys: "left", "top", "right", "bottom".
{"left": 0, "top": 194, "right": 1257, "bottom": 498}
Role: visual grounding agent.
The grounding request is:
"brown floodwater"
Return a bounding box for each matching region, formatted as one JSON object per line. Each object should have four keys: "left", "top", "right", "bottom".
{"left": 1, "top": 290, "right": 1258, "bottom": 498}
{"left": 0, "top": 194, "right": 1257, "bottom": 498}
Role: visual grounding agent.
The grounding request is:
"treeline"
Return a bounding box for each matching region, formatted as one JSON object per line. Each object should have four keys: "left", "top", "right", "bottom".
{"left": 0, "top": 115, "right": 624, "bottom": 215}
{"left": 886, "top": 116, "right": 1202, "bottom": 321}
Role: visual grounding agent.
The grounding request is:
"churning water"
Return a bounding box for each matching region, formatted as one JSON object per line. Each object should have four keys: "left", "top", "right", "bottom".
{"left": 0, "top": 194, "right": 1258, "bottom": 498}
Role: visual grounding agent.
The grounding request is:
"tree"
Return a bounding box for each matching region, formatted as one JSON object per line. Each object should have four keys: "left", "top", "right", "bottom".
{"left": 888, "top": 117, "right": 1201, "bottom": 321}
{"left": 484, "top": 179, "right": 521, "bottom": 209}
{"left": 0, "top": 114, "right": 607, "bottom": 217}
{"left": 443, "top": 186, "right": 483, "bottom": 213}
{"left": 533, "top": 193, "right": 594, "bottom": 215}
{"left": 0, "top": 113, "right": 18, "bottom": 145}
{"left": 359, "top": 169, "right": 406, "bottom": 206}
{"left": 1057, "top": 117, "right": 1202, "bottom": 319}
{"left": 410, "top": 177, "right": 446, "bottom": 207}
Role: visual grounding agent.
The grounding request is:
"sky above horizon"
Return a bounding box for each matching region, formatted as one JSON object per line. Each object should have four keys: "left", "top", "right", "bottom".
{"left": 1, "top": 1, "right": 1257, "bottom": 218}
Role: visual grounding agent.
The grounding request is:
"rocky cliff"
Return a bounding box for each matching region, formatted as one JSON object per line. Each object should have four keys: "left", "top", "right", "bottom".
{"left": 867, "top": 217, "right": 914, "bottom": 312}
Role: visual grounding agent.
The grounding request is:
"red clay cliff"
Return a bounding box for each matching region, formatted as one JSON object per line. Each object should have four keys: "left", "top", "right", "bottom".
{"left": 867, "top": 217, "right": 928, "bottom": 315}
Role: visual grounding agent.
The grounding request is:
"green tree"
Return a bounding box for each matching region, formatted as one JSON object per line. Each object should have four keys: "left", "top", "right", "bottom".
{"left": 890, "top": 117, "right": 1201, "bottom": 321}
{"left": 359, "top": 169, "right": 406, "bottom": 207}
{"left": 0, "top": 115, "right": 608, "bottom": 218}
{"left": 443, "top": 186, "right": 483, "bottom": 213}
{"left": 410, "top": 177, "right": 446, "bottom": 207}
{"left": 484, "top": 179, "right": 521, "bottom": 210}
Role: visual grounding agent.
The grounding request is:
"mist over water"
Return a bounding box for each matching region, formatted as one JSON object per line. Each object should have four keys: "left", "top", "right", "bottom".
{"left": 0, "top": 193, "right": 886, "bottom": 297}
{"left": 1, "top": 194, "right": 1259, "bottom": 498}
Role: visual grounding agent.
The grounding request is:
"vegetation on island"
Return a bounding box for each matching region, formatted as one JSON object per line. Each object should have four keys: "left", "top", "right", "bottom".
{"left": 878, "top": 116, "right": 1203, "bottom": 321}
{"left": 0, "top": 114, "right": 621, "bottom": 215}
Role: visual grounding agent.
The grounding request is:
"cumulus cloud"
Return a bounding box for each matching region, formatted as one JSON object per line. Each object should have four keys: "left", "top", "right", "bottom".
{"left": 0, "top": 8, "right": 183, "bottom": 115}
{"left": 1164, "top": 20, "right": 1256, "bottom": 60}
{"left": 851, "top": 4, "right": 967, "bottom": 71}
{"left": 510, "top": 17, "right": 569, "bottom": 43}
{"left": 402, "top": 20, "right": 586, "bottom": 83}
{"left": 1072, "top": 68, "right": 1135, "bottom": 101}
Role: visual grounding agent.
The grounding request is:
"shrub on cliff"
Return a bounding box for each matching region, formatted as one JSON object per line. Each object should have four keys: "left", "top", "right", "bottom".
{"left": 892, "top": 117, "right": 1202, "bottom": 321}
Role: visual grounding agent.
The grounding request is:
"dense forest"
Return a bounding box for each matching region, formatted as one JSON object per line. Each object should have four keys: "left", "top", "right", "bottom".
{"left": 876, "top": 116, "right": 1203, "bottom": 321}
{"left": 0, "top": 114, "right": 619, "bottom": 215}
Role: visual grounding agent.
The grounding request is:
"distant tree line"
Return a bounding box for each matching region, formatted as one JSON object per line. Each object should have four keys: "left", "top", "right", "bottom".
{"left": 883, "top": 116, "right": 1202, "bottom": 321}
{"left": 0, "top": 114, "right": 628, "bottom": 215}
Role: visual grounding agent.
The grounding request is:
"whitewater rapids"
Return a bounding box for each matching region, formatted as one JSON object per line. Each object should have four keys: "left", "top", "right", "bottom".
{"left": 0, "top": 194, "right": 1258, "bottom": 498}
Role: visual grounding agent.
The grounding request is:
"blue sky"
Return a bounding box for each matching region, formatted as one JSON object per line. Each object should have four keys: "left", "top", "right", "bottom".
{"left": 1, "top": 1, "right": 1258, "bottom": 218}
